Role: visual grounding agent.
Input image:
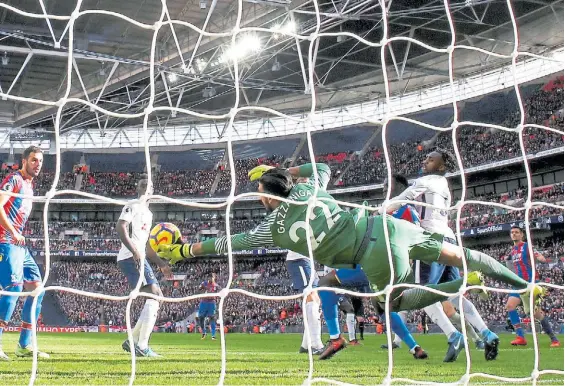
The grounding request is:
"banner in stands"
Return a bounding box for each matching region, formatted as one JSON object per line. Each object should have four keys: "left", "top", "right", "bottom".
{"left": 3, "top": 326, "right": 89, "bottom": 333}
{"left": 33, "top": 248, "right": 287, "bottom": 257}
{"left": 461, "top": 215, "right": 563, "bottom": 237}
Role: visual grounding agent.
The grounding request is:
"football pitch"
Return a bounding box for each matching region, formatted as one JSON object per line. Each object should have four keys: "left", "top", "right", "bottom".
{"left": 0, "top": 333, "right": 563, "bottom": 385}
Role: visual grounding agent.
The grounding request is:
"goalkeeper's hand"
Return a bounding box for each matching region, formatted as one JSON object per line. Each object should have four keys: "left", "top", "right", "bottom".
{"left": 157, "top": 243, "right": 194, "bottom": 265}
{"left": 248, "top": 165, "right": 275, "bottom": 182}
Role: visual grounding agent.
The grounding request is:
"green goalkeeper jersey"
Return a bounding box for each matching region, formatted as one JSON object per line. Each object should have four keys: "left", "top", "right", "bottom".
{"left": 200, "top": 163, "right": 364, "bottom": 267}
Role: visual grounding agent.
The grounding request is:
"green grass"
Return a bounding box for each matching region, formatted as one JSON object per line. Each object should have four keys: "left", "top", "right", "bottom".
{"left": 0, "top": 333, "right": 563, "bottom": 385}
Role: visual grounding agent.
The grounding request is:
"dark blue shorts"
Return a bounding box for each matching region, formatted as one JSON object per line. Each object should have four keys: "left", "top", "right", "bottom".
{"left": 0, "top": 243, "right": 41, "bottom": 289}
{"left": 286, "top": 259, "right": 318, "bottom": 291}
{"left": 117, "top": 257, "right": 158, "bottom": 289}
{"left": 335, "top": 266, "right": 371, "bottom": 292}
{"left": 198, "top": 302, "right": 216, "bottom": 318}
{"left": 419, "top": 236, "right": 460, "bottom": 285}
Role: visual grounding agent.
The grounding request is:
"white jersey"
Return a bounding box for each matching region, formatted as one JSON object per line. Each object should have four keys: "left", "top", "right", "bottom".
{"left": 390, "top": 174, "right": 455, "bottom": 239}
{"left": 286, "top": 250, "right": 310, "bottom": 262}
{"left": 116, "top": 200, "right": 153, "bottom": 262}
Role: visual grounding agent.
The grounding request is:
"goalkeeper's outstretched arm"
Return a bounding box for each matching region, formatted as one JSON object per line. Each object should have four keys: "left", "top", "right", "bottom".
{"left": 158, "top": 214, "right": 276, "bottom": 263}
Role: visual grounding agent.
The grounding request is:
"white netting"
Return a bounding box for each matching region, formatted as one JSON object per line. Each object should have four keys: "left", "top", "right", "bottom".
{"left": 0, "top": 0, "right": 563, "bottom": 385}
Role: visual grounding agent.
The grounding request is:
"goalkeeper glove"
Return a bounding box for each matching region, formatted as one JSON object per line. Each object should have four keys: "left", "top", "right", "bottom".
{"left": 157, "top": 243, "right": 194, "bottom": 265}
{"left": 248, "top": 165, "right": 275, "bottom": 182}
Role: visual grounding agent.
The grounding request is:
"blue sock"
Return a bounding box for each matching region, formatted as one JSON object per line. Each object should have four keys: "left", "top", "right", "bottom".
{"left": 0, "top": 284, "right": 23, "bottom": 338}
{"left": 389, "top": 312, "right": 418, "bottom": 350}
{"left": 319, "top": 290, "right": 340, "bottom": 338}
{"left": 19, "top": 290, "right": 44, "bottom": 348}
{"left": 508, "top": 310, "right": 524, "bottom": 337}
{"left": 211, "top": 320, "right": 217, "bottom": 337}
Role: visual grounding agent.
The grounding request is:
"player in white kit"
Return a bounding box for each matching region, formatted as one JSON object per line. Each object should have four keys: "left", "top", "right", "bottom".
{"left": 116, "top": 178, "right": 172, "bottom": 358}
{"left": 285, "top": 250, "right": 325, "bottom": 354}
{"left": 385, "top": 150, "right": 499, "bottom": 362}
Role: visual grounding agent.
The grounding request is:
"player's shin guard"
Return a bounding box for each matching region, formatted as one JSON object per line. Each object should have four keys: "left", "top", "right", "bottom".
{"left": 0, "top": 284, "right": 22, "bottom": 341}
{"left": 508, "top": 310, "right": 524, "bottom": 337}
{"left": 539, "top": 317, "right": 558, "bottom": 342}
{"left": 463, "top": 249, "right": 528, "bottom": 289}
{"left": 319, "top": 290, "right": 340, "bottom": 339}
{"left": 137, "top": 299, "right": 159, "bottom": 350}
{"left": 19, "top": 289, "right": 44, "bottom": 348}
{"left": 389, "top": 312, "right": 417, "bottom": 351}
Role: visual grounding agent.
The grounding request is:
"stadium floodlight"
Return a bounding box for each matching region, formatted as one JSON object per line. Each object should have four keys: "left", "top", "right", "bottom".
{"left": 196, "top": 58, "right": 207, "bottom": 72}
{"left": 1, "top": 52, "right": 8, "bottom": 66}
{"left": 203, "top": 85, "right": 216, "bottom": 98}
{"left": 220, "top": 34, "right": 262, "bottom": 63}
{"left": 167, "top": 72, "right": 178, "bottom": 82}
{"left": 271, "top": 20, "right": 296, "bottom": 39}
{"left": 272, "top": 57, "right": 281, "bottom": 72}
{"left": 200, "top": 0, "right": 207, "bottom": 9}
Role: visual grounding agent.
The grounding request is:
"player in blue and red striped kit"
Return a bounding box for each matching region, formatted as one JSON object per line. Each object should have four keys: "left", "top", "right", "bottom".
{"left": 0, "top": 146, "right": 49, "bottom": 360}
{"left": 198, "top": 273, "right": 219, "bottom": 340}
{"left": 506, "top": 226, "right": 559, "bottom": 347}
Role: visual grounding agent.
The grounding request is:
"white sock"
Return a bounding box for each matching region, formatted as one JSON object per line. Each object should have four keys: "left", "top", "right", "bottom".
{"left": 393, "top": 311, "right": 407, "bottom": 346}
{"left": 424, "top": 302, "right": 457, "bottom": 338}
{"left": 346, "top": 313, "right": 356, "bottom": 341}
{"left": 451, "top": 296, "right": 489, "bottom": 334}
{"left": 302, "top": 300, "right": 323, "bottom": 349}
{"left": 132, "top": 316, "right": 144, "bottom": 343}
{"left": 137, "top": 299, "right": 159, "bottom": 350}
{"left": 450, "top": 312, "right": 480, "bottom": 341}
{"left": 307, "top": 300, "right": 324, "bottom": 349}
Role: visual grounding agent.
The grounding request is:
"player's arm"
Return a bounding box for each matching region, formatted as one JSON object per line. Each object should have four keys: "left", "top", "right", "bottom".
{"left": 249, "top": 163, "right": 331, "bottom": 190}
{"left": 0, "top": 176, "right": 24, "bottom": 245}
{"left": 530, "top": 244, "right": 547, "bottom": 263}
{"left": 115, "top": 205, "right": 141, "bottom": 261}
{"left": 383, "top": 177, "right": 429, "bottom": 213}
{"left": 287, "top": 163, "right": 332, "bottom": 190}
{"left": 158, "top": 214, "right": 276, "bottom": 264}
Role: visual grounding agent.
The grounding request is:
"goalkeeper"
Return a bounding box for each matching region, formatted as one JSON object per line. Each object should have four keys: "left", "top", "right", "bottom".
{"left": 157, "top": 163, "right": 542, "bottom": 351}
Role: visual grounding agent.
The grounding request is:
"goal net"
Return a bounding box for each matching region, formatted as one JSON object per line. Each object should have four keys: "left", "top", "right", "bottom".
{"left": 0, "top": 0, "right": 563, "bottom": 385}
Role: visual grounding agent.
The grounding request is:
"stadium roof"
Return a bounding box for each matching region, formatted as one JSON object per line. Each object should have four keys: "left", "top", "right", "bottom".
{"left": 0, "top": 0, "right": 563, "bottom": 137}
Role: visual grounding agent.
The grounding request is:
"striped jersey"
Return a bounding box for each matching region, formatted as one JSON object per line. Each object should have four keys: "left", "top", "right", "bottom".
{"left": 200, "top": 280, "right": 218, "bottom": 303}
{"left": 507, "top": 241, "right": 537, "bottom": 282}
{"left": 0, "top": 171, "right": 34, "bottom": 244}
{"left": 390, "top": 204, "right": 421, "bottom": 226}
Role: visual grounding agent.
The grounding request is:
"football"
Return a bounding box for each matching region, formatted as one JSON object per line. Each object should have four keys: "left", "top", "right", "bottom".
{"left": 149, "top": 222, "right": 182, "bottom": 253}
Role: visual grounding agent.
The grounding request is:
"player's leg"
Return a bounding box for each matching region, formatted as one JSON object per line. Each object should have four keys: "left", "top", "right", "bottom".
{"left": 534, "top": 308, "right": 560, "bottom": 347}
{"left": 15, "top": 250, "right": 49, "bottom": 358}
{"left": 338, "top": 296, "right": 357, "bottom": 343}
{"left": 446, "top": 302, "right": 482, "bottom": 348}
{"left": 118, "top": 257, "right": 162, "bottom": 357}
{"left": 0, "top": 243, "right": 24, "bottom": 360}
{"left": 198, "top": 304, "right": 209, "bottom": 339}
{"left": 506, "top": 294, "right": 526, "bottom": 345}
{"left": 286, "top": 259, "right": 323, "bottom": 353}
{"left": 209, "top": 304, "right": 218, "bottom": 340}
{"left": 318, "top": 289, "right": 346, "bottom": 360}
{"left": 350, "top": 296, "right": 364, "bottom": 342}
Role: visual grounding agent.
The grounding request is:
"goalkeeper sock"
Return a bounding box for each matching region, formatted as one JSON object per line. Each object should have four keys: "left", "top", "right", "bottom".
{"left": 451, "top": 296, "right": 488, "bottom": 338}
{"left": 463, "top": 248, "right": 529, "bottom": 289}
{"left": 508, "top": 310, "right": 524, "bottom": 337}
{"left": 540, "top": 316, "right": 558, "bottom": 342}
{"left": 19, "top": 290, "right": 44, "bottom": 348}
{"left": 137, "top": 299, "right": 159, "bottom": 350}
{"left": 396, "top": 279, "right": 462, "bottom": 311}
{"left": 346, "top": 313, "right": 356, "bottom": 341}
